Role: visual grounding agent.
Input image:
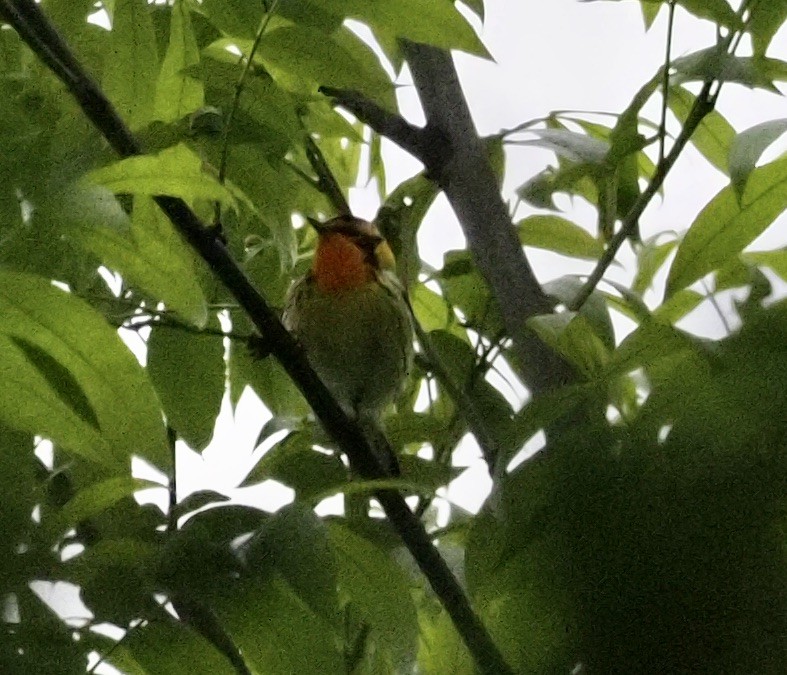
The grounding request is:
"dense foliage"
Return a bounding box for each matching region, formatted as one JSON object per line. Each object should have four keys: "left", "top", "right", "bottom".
{"left": 0, "top": 0, "right": 786, "bottom": 673}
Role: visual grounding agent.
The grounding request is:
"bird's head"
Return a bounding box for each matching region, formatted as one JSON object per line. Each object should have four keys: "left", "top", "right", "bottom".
{"left": 308, "top": 215, "right": 396, "bottom": 293}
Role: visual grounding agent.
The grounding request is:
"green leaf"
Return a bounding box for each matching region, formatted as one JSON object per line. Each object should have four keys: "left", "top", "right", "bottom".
{"left": 0, "top": 270, "right": 168, "bottom": 471}
{"left": 86, "top": 143, "right": 244, "bottom": 208}
{"left": 147, "top": 321, "right": 225, "bottom": 451}
{"left": 64, "top": 191, "right": 208, "bottom": 326}
{"left": 410, "top": 284, "right": 451, "bottom": 333}
{"left": 672, "top": 49, "right": 780, "bottom": 90}
{"left": 317, "top": 0, "right": 490, "bottom": 58}
{"left": 377, "top": 173, "right": 439, "bottom": 289}
{"left": 121, "top": 617, "right": 234, "bottom": 675}
{"left": 668, "top": 85, "right": 735, "bottom": 174}
{"left": 517, "top": 215, "right": 604, "bottom": 259}
{"left": 438, "top": 251, "right": 503, "bottom": 337}
{"left": 45, "top": 476, "right": 149, "bottom": 541}
{"left": 632, "top": 236, "right": 678, "bottom": 294}
{"left": 640, "top": 1, "right": 662, "bottom": 28}
{"left": 242, "top": 430, "right": 348, "bottom": 502}
{"left": 677, "top": 0, "right": 742, "bottom": 28}
{"left": 608, "top": 319, "right": 706, "bottom": 376}
{"left": 10, "top": 335, "right": 100, "bottom": 431}
{"left": 102, "top": 0, "right": 159, "bottom": 129}
{"left": 197, "top": 58, "right": 302, "bottom": 150}
{"left": 513, "top": 128, "right": 609, "bottom": 164}
{"left": 744, "top": 248, "right": 787, "bottom": 282}
{"left": 666, "top": 155, "right": 787, "bottom": 296}
{"left": 747, "top": 0, "right": 787, "bottom": 56}
{"left": 153, "top": 0, "right": 204, "bottom": 123}
{"left": 225, "top": 24, "right": 395, "bottom": 110}
{"left": 328, "top": 522, "right": 419, "bottom": 667}
{"left": 527, "top": 312, "right": 610, "bottom": 378}
{"left": 228, "top": 326, "right": 309, "bottom": 418}
{"left": 508, "top": 383, "right": 597, "bottom": 464}
{"left": 199, "top": 0, "right": 265, "bottom": 39}
{"left": 543, "top": 276, "right": 616, "bottom": 350}
{"left": 729, "top": 118, "right": 787, "bottom": 201}
{"left": 244, "top": 503, "right": 339, "bottom": 622}
{"left": 652, "top": 288, "right": 705, "bottom": 323}
{"left": 215, "top": 576, "right": 344, "bottom": 674}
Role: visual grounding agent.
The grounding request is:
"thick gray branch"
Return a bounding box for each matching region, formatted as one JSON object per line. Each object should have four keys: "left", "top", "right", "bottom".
{"left": 402, "top": 42, "right": 574, "bottom": 393}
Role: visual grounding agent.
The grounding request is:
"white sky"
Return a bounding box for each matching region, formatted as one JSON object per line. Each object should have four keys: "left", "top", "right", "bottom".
{"left": 157, "top": 0, "right": 787, "bottom": 515}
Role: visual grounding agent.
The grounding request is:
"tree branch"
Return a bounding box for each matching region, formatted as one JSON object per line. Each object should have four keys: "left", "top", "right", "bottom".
{"left": 303, "top": 135, "right": 351, "bottom": 215}
{"left": 319, "top": 85, "right": 435, "bottom": 163}
{"left": 374, "top": 44, "right": 575, "bottom": 395}
{"left": 567, "top": 80, "right": 717, "bottom": 312}
{"left": 0, "top": 2, "right": 512, "bottom": 672}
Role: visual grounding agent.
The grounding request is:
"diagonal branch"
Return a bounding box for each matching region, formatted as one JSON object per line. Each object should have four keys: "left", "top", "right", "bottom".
{"left": 319, "top": 85, "right": 434, "bottom": 163}
{"left": 0, "top": 2, "right": 513, "bottom": 673}
{"left": 401, "top": 42, "right": 575, "bottom": 394}
{"left": 567, "top": 80, "right": 716, "bottom": 312}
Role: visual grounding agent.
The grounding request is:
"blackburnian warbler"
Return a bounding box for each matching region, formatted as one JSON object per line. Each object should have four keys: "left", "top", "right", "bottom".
{"left": 282, "top": 215, "right": 414, "bottom": 473}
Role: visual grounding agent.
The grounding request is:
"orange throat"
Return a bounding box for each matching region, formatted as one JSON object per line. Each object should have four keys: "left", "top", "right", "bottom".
{"left": 312, "top": 232, "right": 375, "bottom": 293}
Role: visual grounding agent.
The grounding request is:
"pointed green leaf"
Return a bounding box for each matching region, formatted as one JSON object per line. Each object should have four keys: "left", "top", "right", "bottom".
{"left": 102, "top": 0, "right": 159, "bottom": 129}
{"left": 65, "top": 190, "right": 208, "bottom": 326}
{"left": 527, "top": 312, "right": 610, "bottom": 378}
{"left": 223, "top": 24, "right": 395, "bottom": 109}
{"left": 517, "top": 215, "right": 604, "bottom": 259}
{"left": 747, "top": 0, "right": 787, "bottom": 56}
{"left": 0, "top": 270, "right": 168, "bottom": 471}
{"left": 677, "top": 0, "right": 742, "bottom": 28}
{"left": 328, "top": 522, "right": 418, "bottom": 667}
{"left": 668, "top": 85, "right": 735, "bottom": 174}
{"left": 244, "top": 503, "right": 339, "bottom": 622}
{"left": 513, "top": 129, "right": 609, "bottom": 164}
{"left": 652, "top": 289, "right": 705, "bottom": 323}
{"left": 318, "top": 0, "right": 490, "bottom": 58}
{"left": 672, "top": 49, "right": 780, "bottom": 90}
{"left": 666, "top": 156, "right": 787, "bottom": 296}
{"left": 46, "top": 476, "right": 149, "bottom": 541}
{"left": 147, "top": 320, "right": 225, "bottom": 451}
{"left": 87, "top": 143, "right": 245, "bottom": 208}
{"left": 153, "top": 0, "right": 204, "bottom": 123}
{"left": 729, "top": 118, "right": 787, "bottom": 201}
{"left": 632, "top": 236, "right": 678, "bottom": 294}
{"left": 215, "top": 576, "right": 344, "bottom": 674}
{"left": 744, "top": 248, "right": 787, "bottom": 282}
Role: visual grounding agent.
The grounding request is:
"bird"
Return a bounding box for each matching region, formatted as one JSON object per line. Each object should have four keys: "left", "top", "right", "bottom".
{"left": 282, "top": 214, "right": 414, "bottom": 475}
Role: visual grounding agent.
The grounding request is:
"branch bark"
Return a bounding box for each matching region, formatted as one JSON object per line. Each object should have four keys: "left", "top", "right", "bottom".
{"left": 0, "top": 2, "right": 513, "bottom": 672}
{"left": 403, "top": 43, "right": 576, "bottom": 394}
{"left": 325, "top": 46, "right": 576, "bottom": 395}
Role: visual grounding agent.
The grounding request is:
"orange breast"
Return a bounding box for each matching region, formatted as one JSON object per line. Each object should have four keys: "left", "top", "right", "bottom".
{"left": 312, "top": 232, "right": 375, "bottom": 293}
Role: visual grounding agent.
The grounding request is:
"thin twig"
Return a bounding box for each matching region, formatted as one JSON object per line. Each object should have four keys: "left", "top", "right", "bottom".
{"left": 118, "top": 314, "right": 249, "bottom": 342}
{"left": 702, "top": 280, "right": 732, "bottom": 334}
{"left": 217, "top": 0, "right": 280, "bottom": 187}
{"left": 166, "top": 426, "right": 178, "bottom": 532}
{"left": 3, "top": 4, "right": 511, "bottom": 672}
{"left": 567, "top": 79, "right": 717, "bottom": 312}
{"left": 658, "top": 1, "right": 677, "bottom": 165}
{"left": 303, "top": 135, "right": 351, "bottom": 215}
